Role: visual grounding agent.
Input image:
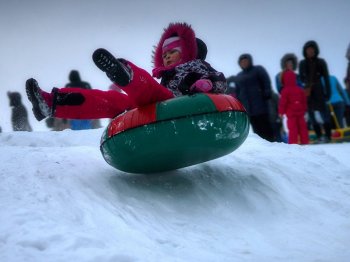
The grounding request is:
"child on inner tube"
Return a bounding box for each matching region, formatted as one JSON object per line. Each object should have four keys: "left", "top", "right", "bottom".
{"left": 26, "top": 22, "right": 227, "bottom": 122}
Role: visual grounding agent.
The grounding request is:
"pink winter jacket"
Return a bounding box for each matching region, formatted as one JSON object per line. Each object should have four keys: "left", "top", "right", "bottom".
{"left": 278, "top": 70, "right": 307, "bottom": 117}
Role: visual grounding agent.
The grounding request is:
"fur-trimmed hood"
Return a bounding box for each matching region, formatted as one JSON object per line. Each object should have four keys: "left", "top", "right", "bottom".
{"left": 280, "top": 53, "right": 298, "bottom": 70}
{"left": 152, "top": 22, "right": 197, "bottom": 78}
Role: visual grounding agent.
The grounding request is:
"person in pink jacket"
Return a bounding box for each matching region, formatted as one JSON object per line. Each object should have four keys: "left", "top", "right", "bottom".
{"left": 25, "top": 22, "right": 226, "bottom": 122}
{"left": 278, "top": 70, "right": 309, "bottom": 145}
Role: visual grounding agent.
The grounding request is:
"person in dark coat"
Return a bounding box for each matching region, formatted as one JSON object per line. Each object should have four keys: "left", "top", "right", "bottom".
{"left": 65, "top": 70, "right": 92, "bottom": 89}
{"left": 299, "top": 40, "right": 332, "bottom": 143}
{"left": 46, "top": 70, "right": 101, "bottom": 131}
{"left": 7, "top": 91, "right": 32, "bottom": 131}
{"left": 235, "top": 54, "right": 274, "bottom": 142}
{"left": 345, "top": 42, "right": 350, "bottom": 90}
{"left": 65, "top": 70, "right": 99, "bottom": 130}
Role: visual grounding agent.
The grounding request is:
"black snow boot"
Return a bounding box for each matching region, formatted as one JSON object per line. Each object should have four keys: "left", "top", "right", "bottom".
{"left": 25, "top": 78, "right": 53, "bottom": 121}
{"left": 92, "top": 48, "right": 132, "bottom": 86}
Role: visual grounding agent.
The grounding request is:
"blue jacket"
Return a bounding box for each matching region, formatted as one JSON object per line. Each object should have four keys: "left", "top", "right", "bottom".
{"left": 327, "top": 75, "right": 350, "bottom": 105}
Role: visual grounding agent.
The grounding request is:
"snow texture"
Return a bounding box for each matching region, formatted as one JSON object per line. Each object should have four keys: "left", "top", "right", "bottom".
{"left": 1, "top": 129, "right": 350, "bottom": 262}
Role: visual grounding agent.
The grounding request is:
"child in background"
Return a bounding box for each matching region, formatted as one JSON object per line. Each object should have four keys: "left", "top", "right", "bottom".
{"left": 25, "top": 22, "right": 226, "bottom": 122}
{"left": 275, "top": 53, "right": 303, "bottom": 94}
{"left": 278, "top": 70, "right": 309, "bottom": 145}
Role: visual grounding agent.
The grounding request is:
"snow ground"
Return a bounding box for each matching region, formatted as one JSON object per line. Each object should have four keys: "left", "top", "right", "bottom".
{"left": 0, "top": 129, "right": 349, "bottom": 262}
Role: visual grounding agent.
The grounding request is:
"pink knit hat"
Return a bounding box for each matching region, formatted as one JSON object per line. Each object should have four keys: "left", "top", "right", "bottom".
{"left": 162, "top": 36, "right": 182, "bottom": 54}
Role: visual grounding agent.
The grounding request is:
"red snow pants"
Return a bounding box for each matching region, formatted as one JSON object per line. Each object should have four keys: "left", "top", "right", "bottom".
{"left": 54, "top": 62, "right": 174, "bottom": 119}
{"left": 286, "top": 115, "right": 309, "bottom": 144}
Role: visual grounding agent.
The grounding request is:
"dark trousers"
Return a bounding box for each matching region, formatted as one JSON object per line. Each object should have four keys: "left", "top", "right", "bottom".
{"left": 331, "top": 102, "right": 345, "bottom": 128}
{"left": 308, "top": 107, "right": 332, "bottom": 139}
{"left": 249, "top": 114, "right": 274, "bottom": 142}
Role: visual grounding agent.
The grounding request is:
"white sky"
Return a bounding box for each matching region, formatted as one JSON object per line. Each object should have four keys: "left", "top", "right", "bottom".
{"left": 1, "top": 0, "right": 349, "bottom": 131}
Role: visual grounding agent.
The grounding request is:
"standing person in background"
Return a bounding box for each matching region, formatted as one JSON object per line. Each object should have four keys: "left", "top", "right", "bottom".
{"left": 65, "top": 70, "right": 101, "bottom": 130}
{"left": 345, "top": 42, "right": 350, "bottom": 90}
{"left": 278, "top": 70, "right": 309, "bottom": 145}
{"left": 344, "top": 43, "right": 350, "bottom": 126}
{"left": 7, "top": 91, "right": 32, "bottom": 131}
{"left": 235, "top": 53, "right": 274, "bottom": 142}
{"left": 65, "top": 70, "right": 92, "bottom": 90}
{"left": 275, "top": 53, "right": 303, "bottom": 94}
{"left": 46, "top": 70, "right": 100, "bottom": 131}
{"left": 45, "top": 70, "right": 91, "bottom": 131}
{"left": 299, "top": 40, "right": 332, "bottom": 143}
{"left": 327, "top": 75, "right": 350, "bottom": 128}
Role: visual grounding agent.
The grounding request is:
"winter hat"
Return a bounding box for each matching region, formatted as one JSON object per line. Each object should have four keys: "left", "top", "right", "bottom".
{"left": 280, "top": 53, "right": 297, "bottom": 70}
{"left": 162, "top": 36, "right": 182, "bottom": 54}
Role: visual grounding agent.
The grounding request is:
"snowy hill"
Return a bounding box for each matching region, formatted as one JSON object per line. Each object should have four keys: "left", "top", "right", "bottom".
{"left": 0, "top": 129, "right": 350, "bottom": 262}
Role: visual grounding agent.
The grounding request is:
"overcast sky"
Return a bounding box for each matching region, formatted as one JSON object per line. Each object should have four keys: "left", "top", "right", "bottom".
{"left": 1, "top": 0, "right": 349, "bottom": 131}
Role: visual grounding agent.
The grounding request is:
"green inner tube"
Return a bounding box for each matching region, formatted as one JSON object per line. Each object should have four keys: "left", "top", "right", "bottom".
{"left": 100, "top": 108, "right": 249, "bottom": 174}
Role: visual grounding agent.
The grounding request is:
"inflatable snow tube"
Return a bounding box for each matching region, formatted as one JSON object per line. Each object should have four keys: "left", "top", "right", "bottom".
{"left": 100, "top": 93, "right": 249, "bottom": 173}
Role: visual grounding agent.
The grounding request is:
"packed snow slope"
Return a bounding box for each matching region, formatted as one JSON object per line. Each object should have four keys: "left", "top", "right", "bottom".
{"left": 0, "top": 129, "right": 350, "bottom": 262}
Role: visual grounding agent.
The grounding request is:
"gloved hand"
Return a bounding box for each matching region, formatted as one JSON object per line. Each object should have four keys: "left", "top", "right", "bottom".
{"left": 190, "top": 79, "right": 213, "bottom": 93}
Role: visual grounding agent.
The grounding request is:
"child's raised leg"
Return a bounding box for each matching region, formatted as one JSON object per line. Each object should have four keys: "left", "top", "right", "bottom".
{"left": 92, "top": 48, "right": 174, "bottom": 107}
{"left": 26, "top": 78, "right": 134, "bottom": 120}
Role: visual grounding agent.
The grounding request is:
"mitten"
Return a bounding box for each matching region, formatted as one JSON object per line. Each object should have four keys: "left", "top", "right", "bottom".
{"left": 190, "top": 79, "right": 213, "bottom": 93}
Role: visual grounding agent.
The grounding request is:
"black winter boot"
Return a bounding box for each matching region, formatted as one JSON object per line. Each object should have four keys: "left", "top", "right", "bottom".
{"left": 26, "top": 78, "right": 53, "bottom": 121}
{"left": 92, "top": 48, "right": 132, "bottom": 86}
